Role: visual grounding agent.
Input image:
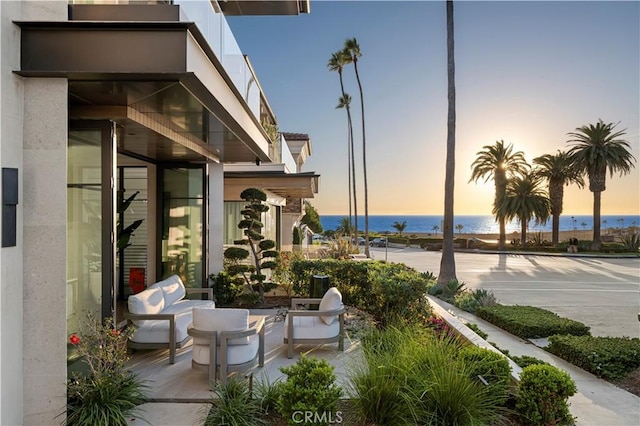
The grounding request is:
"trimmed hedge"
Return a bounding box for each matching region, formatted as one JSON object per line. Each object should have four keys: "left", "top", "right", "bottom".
{"left": 290, "top": 259, "right": 434, "bottom": 325}
{"left": 547, "top": 335, "right": 640, "bottom": 380}
{"left": 476, "top": 305, "right": 590, "bottom": 339}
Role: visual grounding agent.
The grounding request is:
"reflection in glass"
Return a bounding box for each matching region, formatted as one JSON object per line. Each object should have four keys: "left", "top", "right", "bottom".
{"left": 161, "top": 168, "right": 204, "bottom": 289}
{"left": 67, "top": 130, "right": 103, "bottom": 334}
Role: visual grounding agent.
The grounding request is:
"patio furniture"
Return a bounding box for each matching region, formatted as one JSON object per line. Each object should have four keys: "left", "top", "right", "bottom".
{"left": 125, "top": 274, "right": 214, "bottom": 364}
{"left": 283, "top": 287, "right": 345, "bottom": 359}
{"left": 188, "top": 308, "right": 265, "bottom": 384}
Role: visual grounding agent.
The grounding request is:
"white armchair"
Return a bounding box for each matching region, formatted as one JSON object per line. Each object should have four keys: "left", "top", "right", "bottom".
{"left": 188, "top": 308, "right": 265, "bottom": 384}
{"left": 283, "top": 287, "right": 346, "bottom": 359}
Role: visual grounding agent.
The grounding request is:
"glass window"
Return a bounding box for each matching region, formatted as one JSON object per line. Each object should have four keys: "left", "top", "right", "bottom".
{"left": 161, "top": 168, "right": 204, "bottom": 288}
{"left": 67, "top": 130, "right": 103, "bottom": 334}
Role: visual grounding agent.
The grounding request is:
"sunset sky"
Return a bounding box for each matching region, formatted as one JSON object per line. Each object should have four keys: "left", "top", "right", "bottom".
{"left": 228, "top": 0, "right": 640, "bottom": 216}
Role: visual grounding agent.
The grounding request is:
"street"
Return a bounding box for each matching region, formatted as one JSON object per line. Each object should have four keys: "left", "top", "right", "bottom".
{"left": 369, "top": 246, "right": 640, "bottom": 338}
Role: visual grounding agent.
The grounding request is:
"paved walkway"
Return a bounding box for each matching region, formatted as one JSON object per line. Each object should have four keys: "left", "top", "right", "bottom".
{"left": 429, "top": 296, "right": 640, "bottom": 426}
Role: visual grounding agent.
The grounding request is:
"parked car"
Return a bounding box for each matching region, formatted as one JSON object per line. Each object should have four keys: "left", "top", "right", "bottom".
{"left": 353, "top": 237, "right": 366, "bottom": 245}
{"left": 370, "top": 238, "right": 387, "bottom": 247}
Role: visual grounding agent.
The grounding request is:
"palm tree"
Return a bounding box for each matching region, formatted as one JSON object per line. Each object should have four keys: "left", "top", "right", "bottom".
{"left": 567, "top": 120, "right": 636, "bottom": 250}
{"left": 498, "top": 172, "right": 551, "bottom": 245}
{"left": 470, "top": 140, "right": 528, "bottom": 250}
{"left": 432, "top": 225, "right": 440, "bottom": 237}
{"left": 328, "top": 51, "right": 357, "bottom": 243}
{"left": 456, "top": 224, "right": 464, "bottom": 234}
{"left": 392, "top": 220, "right": 407, "bottom": 237}
{"left": 335, "top": 93, "right": 358, "bottom": 243}
{"left": 533, "top": 151, "right": 584, "bottom": 245}
{"left": 336, "top": 217, "right": 352, "bottom": 235}
{"left": 581, "top": 222, "right": 587, "bottom": 231}
{"left": 438, "top": 0, "right": 457, "bottom": 285}
{"left": 343, "top": 38, "right": 370, "bottom": 256}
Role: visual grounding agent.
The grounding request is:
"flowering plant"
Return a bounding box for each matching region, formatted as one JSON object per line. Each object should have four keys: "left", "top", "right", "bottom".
{"left": 68, "top": 315, "right": 133, "bottom": 380}
{"left": 424, "top": 316, "right": 456, "bottom": 340}
{"left": 64, "top": 313, "right": 146, "bottom": 426}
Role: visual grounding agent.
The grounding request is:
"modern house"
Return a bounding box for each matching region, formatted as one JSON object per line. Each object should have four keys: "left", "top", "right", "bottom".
{"left": 0, "top": 0, "right": 314, "bottom": 423}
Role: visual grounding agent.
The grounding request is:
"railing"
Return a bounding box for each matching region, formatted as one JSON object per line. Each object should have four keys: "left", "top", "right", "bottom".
{"left": 174, "top": 0, "right": 260, "bottom": 120}
{"left": 281, "top": 134, "right": 297, "bottom": 173}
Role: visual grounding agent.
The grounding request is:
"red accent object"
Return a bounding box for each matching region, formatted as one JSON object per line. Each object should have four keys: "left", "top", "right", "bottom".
{"left": 129, "top": 268, "right": 146, "bottom": 294}
{"left": 69, "top": 334, "right": 80, "bottom": 345}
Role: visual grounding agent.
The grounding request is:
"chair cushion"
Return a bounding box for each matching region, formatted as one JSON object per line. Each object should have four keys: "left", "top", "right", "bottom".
{"left": 318, "top": 287, "right": 342, "bottom": 325}
{"left": 129, "top": 310, "right": 192, "bottom": 344}
{"left": 192, "top": 334, "right": 259, "bottom": 366}
{"left": 192, "top": 308, "right": 250, "bottom": 346}
{"left": 283, "top": 315, "right": 341, "bottom": 340}
{"left": 128, "top": 286, "right": 165, "bottom": 327}
{"left": 150, "top": 275, "right": 186, "bottom": 306}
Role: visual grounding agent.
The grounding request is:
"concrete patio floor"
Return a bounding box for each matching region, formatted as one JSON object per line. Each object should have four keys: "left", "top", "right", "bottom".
{"left": 126, "top": 309, "right": 360, "bottom": 424}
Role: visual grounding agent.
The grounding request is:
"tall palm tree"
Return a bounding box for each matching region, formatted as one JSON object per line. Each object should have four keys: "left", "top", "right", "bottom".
{"left": 498, "top": 172, "right": 551, "bottom": 245}
{"left": 343, "top": 38, "right": 370, "bottom": 256}
{"left": 329, "top": 50, "right": 358, "bottom": 242}
{"left": 533, "top": 151, "right": 584, "bottom": 245}
{"left": 335, "top": 94, "right": 358, "bottom": 244}
{"left": 438, "top": 0, "right": 457, "bottom": 285}
{"left": 456, "top": 224, "right": 464, "bottom": 234}
{"left": 567, "top": 120, "right": 636, "bottom": 250}
{"left": 469, "top": 140, "right": 528, "bottom": 250}
{"left": 392, "top": 220, "right": 407, "bottom": 237}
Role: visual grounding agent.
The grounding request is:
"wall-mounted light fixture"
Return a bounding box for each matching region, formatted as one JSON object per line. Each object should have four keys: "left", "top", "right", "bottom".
{"left": 2, "top": 168, "right": 19, "bottom": 247}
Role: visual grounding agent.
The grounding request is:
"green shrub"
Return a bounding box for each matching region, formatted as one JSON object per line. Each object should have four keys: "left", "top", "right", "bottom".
{"left": 272, "top": 250, "right": 304, "bottom": 297}
{"left": 516, "top": 364, "right": 576, "bottom": 426}
{"left": 204, "top": 377, "right": 266, "bottom": 426}
{"left": 458, "top": 345, "right": 512, "bottom": 405}
{"left": 473, "top": 288, "right": 498, "bottom": 307}
{"left": 466, "top": 322, "right": 489, "bottom": 340}
{"left": 476, "top": 305, "right": 590, "bottom": 339}
{"left": 277, "top": 355, "right": 342, "bottom": 426}
{"left": 512, "top": 355, "right": 549, "bottom": 369}
{"left": 454, "top": 291, "right": 480, "bottom": 313}
{"left": 209, "top": 271, "right": 243, "bottom": 305}
{"left": 289, "top": 259, "right": 432, "bottom": 325}
{"left": 365, "top": 262, "right": 432, "bottom": 325}
{"left": 547, "top": 335, "right": 640, "bottom": 380}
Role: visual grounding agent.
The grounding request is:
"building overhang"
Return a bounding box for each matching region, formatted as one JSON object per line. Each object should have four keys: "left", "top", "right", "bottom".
{"left": 224, "top": 171, "right": 319, "bottom": 199}
{"left": 220, "top": 0, "right": 310, "bottom": 16}
{"left": 14, "top": 20, "right": 272, "bottom": 163}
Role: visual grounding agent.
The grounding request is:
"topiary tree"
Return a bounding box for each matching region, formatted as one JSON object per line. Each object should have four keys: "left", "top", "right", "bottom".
{"left": 224, "top": 188, "right": 278, "bottom": 304}
{"left": 301, "top": 201, "right": 323, "bottom": 234}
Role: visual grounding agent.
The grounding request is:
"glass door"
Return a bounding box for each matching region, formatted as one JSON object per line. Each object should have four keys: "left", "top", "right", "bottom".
{"left": 159, "top": 166, "right": 206, "bottom": 290}
{"left": 67, "top": 121, "right": 116, "bottom": 335}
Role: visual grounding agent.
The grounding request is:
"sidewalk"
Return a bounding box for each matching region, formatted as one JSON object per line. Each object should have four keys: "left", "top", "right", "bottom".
{"left": 429, "top": 296, "right": 640, "bottom": 426}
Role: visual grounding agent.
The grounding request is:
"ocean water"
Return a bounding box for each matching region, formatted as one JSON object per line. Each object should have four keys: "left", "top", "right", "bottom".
{"left": 319, "top": 215, "right": 640, "bottom": 235}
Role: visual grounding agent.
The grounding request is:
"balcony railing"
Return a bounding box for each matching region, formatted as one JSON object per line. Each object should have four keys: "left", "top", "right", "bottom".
{"left": 174, "top": 0, "right": 261, "bottom": 121}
